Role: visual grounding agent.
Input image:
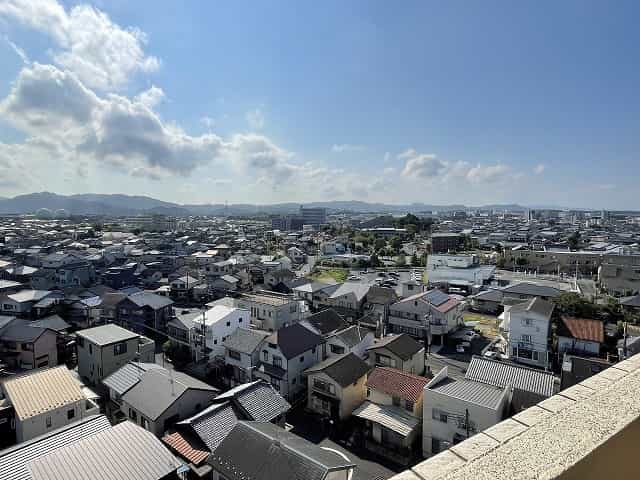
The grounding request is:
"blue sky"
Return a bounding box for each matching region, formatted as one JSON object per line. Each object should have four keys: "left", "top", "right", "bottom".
{"left": 0, "top": 0, "right": 638, "bottom": 208}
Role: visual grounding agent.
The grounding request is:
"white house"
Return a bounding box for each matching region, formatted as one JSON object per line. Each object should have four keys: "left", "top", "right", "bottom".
{"left": 2, "top": 366, "right": 99, "bottom": 443}
{"left": 502, "top": 297, "right": 554, "bottom": 370}
{"left": 192, "top": 305, "right": 250, "bottom": 360}
{"left": 388, "top": 289, "right": 463, "bottom": 341}
{"left": 422, "top": 366, "right": 510, "bottom": 457}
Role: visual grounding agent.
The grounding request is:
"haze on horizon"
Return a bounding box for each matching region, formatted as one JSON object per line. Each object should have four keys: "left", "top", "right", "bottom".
{"left": 0, "top": 0, "right": 637, "bottom": 209}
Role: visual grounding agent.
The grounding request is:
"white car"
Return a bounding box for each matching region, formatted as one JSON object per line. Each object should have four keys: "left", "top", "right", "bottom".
{"left": 347, "top": 275, "right": 361, "bottom": 281}
{"left": 462, "top": 331, "right": 478, "bottom": 341}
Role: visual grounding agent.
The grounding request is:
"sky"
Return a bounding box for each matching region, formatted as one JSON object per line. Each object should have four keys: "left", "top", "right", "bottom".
{"left": 0, "top": 0, "right": 638, "bottom": 208}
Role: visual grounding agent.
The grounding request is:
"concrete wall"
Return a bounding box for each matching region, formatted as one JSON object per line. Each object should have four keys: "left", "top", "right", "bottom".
{"left": 16, "top": 398, "right": 97, "bottom": 443}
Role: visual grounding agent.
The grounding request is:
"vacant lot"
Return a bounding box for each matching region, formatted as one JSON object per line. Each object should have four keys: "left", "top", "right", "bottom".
{"left": 309, "top": 268, "right": 348, "bottom": 283}
{"left": 464, "top": 312, "right": 501, "bottom": 339}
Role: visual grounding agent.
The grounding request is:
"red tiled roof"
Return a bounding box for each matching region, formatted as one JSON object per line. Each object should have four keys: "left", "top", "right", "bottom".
{"left": 561, "top": 316, "right": 604, "bottom": 343}
{"left": 162, "top": 431, "right": 209, "bottom": 465}
{"left": 366, "top": 367, "right": 431, "bottom": 402}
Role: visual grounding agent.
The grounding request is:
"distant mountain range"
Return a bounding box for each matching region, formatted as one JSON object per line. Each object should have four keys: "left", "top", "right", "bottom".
{"left": 0, "top": 192, "right": 574, "bottom": 217}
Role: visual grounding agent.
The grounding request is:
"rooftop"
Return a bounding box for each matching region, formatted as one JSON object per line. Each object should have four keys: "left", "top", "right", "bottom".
{"left": 367, "top": 367, "right": 430, "bottom": 402}
{"left": 76, "top": 323, "right": 138, "bottom": 345}
{"left": 3, "top": 366, "right": 84, "bottom": 421}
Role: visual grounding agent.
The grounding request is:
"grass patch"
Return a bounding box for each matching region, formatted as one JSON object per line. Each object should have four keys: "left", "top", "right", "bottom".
{"left": 309, "top": 268, "right": 348, "bottom": 284}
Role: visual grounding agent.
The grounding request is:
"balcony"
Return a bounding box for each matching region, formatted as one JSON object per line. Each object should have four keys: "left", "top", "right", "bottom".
{"left": 391, "top": 353, "right": 640, "bottom": 480}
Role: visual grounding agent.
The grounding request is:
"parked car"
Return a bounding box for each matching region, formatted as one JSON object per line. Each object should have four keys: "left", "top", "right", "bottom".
{"left": 347, "top": 275, "right": 361, "bottom": 281}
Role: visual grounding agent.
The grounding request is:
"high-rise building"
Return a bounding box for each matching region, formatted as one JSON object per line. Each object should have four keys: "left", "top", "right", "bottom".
{"left": 299, "top": 206, "right": 327, "bottom": 226}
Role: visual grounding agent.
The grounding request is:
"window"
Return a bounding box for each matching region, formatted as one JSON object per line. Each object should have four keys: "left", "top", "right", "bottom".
{"left": 366, "top": 388, "right": 371, "bottom": 397}
{"left": 312, "top": 347, "right": 316, "bottom": 354}
{"left": 263, "top": 350, "right": 269, "bottom": 361}
{"left": 67, "top": 409, "right": 75, "bottom": 420}
{"left": 226, "top": 321, "right": 230, "bottom": 327}
{"left": 299, "top": 355, "right": 304, "bottom": 363}
{"left": 89, "top": 344, "right": 93, "bottom": 355}
{"left": 228, "top": 350, "right": 241, "bottom": 361}
{"left": 314, "top": 379, "right": 336, "bottom": 395}
{"left": 77, "top": 336, "right": 84, "bottom": 347}
{"left": 521, "top": 334, "right": 532, "bottom": 343}
{"left": 432, "top": 409, "right": 448, "bottom": 423}
{"left": 141, "top": 417, "right": 149, "bottom": 430}
{"left": 405, "top": 400, "right": 414, "bottom": 412}
{"left": 330, "top": 344, "right": 345, "bottom": 354}
{"left": 239, "top": 317, "right": 243, "bottom": 323}
{"left": 129, "top": 408, "right": 137, "bottom": 422}
{"left": 214, "top": 339, "right": 218, "bottom": 345}
{"left": 273, "top": 356, "right": 282, "bottom": 367}
{"left": 270, "top": 378, "right": 280, "bottom": 391}
{"left": 46, "top": 416, "right": 52, "bottom": 428}
{"left": 522, "top": 318, "right": 533, "bottom": 326}
{"left": 392, "top": 396, "right": 401, "bottom": 406}
{"left": 21, "top": 342, "right": 33, "bottom": 351}
{"left": 114, "top": 342, "right": 128, "bottom": 356}
{"left": 375, "top": 353, "right": 397, "bottom": 368}
{"left": 532, "top": 350, "right": 539, "bottom": 361}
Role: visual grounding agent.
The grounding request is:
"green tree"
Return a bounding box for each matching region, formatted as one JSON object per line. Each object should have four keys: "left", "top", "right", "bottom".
{"left": 396, "top": 254, "right": 406, "bottom": 267}
{"left": 568, "top": 231, "right": 581, "bottom": 251}
{"left": 411, "top": 253, "right": 419, "bottom": 266}
{"left": 390, "top": 236, "right": 402, "bottom": 252}
{"left": 370, "top": 254, "right": 380, "bottom": 268}
{"left": 374, "top": 238, "right": 387, "bottom": 251}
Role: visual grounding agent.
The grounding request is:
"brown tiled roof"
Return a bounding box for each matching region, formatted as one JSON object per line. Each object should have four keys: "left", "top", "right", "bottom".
{"left": 366, "top": 367, "right": 430, "bottom": 402}
{"left": 560, "top": 316, "right": 604, "bottom": 343}
{"left": 162, "top": 431, "right": 209, "bottom": 465}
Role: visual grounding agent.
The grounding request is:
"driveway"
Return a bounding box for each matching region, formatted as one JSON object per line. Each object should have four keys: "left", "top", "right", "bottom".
{"left": 287, "top": 406, "right": 397, "bottom": 480}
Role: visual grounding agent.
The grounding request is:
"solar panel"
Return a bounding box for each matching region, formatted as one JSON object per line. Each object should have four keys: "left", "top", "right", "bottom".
{"left": 424, "top": 289, "right": 449, "bottom": 306}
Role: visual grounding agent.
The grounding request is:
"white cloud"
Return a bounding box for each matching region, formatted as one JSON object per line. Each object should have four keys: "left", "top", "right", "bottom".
{"left": 332, "top": 143, "right": 365, "bottom": 153}
{"left": 399, "top": 148, "right": 518, "bottom": 185}
{"left": 0, "top": 0, "right": 160, "bottom": 90}
{"left": 399, "top": 150, "right": 447, "bottom": 178}
{"left": 245, "top": 108, "right": 265, "bottom": 130}
{"left": 466, "top": 163, "right": 511, "bottom": 184}
{"left": 533, "top": 163, "right": 546, "bottom": 175}
{"left": 134, "top": 86, "right": 164, "bottom": 108}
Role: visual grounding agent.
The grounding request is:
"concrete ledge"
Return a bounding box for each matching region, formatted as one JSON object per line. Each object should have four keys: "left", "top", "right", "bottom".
{"left": 389, "top": 352, "right": 640, "bottom": 480}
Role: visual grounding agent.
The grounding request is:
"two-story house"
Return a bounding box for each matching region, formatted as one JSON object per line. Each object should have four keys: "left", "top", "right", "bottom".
{"left": 235, "top": 292, "right": 303, "bottom": 332}
{"left": 116, "top": 367, "right": 218, "bottom": 436}
{"left": 422, "top": 366, "right": 510, "bottom": 457}
{"left": 253, "top": 323, "right": 324, "bottom": 401}
{"left": 76, "top": 324, "right": 155, "bottom": 385}
{"left": 353, "top": 366, "right": 430, "bottom": 466}
{"left": 326, "top": 325, "right": 375, "bottom": 359}
{"left": 502, "top": 297, "right": 554, "bottom": 370}
{"left": 223, "top": 327, "right": 270, "bottom": 386}
{"left": 366, "top": 334, "right": 425, "bottom": 375}
{"left": 388, "top": 289, "right": 462, "bottom": 342}
{"left": 191, "top": 305, "right": 250, "bottom": 361}
{"left": 0, "top": 317, "right": 59, "bottom": 370}
{"left": 2, "top": 366, "right": 99, "bottom": 443}
{"left": 304, "top": 352, "right": 370, "bottom": 420}
{"left": 116, "top": 291, "right": 174, "bottom": 334}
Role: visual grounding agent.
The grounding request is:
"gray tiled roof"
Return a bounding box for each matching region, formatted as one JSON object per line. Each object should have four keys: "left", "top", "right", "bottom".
{"left": 0, "top": 415, "right": 111, "bottom": 480}
{"left": 305, "top": 353, "right": 370, "bottom": 387}
{"left": 208, "top": 422, "right": 355, "bottom": 480}
{"left": 502, "top": 282, "right": 561, "bottom": 298}
{"left": 183, "top": 402, "right": 240, "bottom": 451}
{"left": 333, "top": 325, "right": 370, "bottom": 348}
{"left": 508, "top": 297, "right": 555, "bottom": 318}
{"left": 304, "top": 309, "right": 348, "bottom": 335}
{"left": 367, "top": 333, "right": 423, "bottom": 360}
{"left": 267, "top": 323, "right": 324, "bottom": 360}
{"left": 223, "top": 328, "right": 269, "bottom": 354}
{"left": 213, "top": 380, "right": 290, "bottom": 422}
{"left": 122, "top": 368, "right": 217, "bottom": 420}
